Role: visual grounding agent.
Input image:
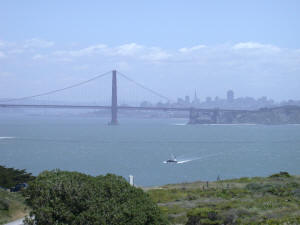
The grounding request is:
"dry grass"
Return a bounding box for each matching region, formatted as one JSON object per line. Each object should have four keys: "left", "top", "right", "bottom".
{"left": 0, "top": 190, "right": 29, "bottom": 225}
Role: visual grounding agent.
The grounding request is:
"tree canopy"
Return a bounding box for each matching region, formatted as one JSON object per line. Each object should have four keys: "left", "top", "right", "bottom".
{"left": 0, "top": 165, "right": 34, "bottom": 189}
{"left": 24, "top": 170, "right": 167, "bottom": 225}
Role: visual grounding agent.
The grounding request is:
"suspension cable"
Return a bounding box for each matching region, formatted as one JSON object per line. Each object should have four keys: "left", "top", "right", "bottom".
{"left": 117, "top": 71, "right": 171, "bottom": 102}
{"left": 0, "top": 71, "right": 112, "bottom": 102}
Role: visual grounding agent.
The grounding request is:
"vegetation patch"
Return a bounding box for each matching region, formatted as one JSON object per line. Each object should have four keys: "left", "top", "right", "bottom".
{"left": 0, "top": 189, "right": 28, "bottom": 225}
{"left": 269, "top": 171, "right": 292, "bottom": 178}
{"left": 147, "top": 172, "right": 300, "bottom": 224}
{"left": 0, "top": 165, "right": 33, "bottom": 224}
{"left": 2, "top": 167, "right": 300, "bottom": 225}
{"left": 23, "top": 170, "right": 167, "bottom": 225}
{"left": 0, "top": 165, "right": 34, "bottom": 189}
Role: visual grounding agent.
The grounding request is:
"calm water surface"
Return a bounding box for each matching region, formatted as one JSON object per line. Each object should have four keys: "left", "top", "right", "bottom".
{"left": 1, "top": 115, "right": 300, "bottom": 186}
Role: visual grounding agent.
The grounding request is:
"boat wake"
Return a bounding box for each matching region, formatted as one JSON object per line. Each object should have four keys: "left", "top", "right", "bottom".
{"left": 0, "top": 136, "right": 15, "bottom": 140}
{"left": 171, "top": 153, "right": 223, "bottom": 164}
{"left": 176, "top": 159, "right": 198, "bottom": 164}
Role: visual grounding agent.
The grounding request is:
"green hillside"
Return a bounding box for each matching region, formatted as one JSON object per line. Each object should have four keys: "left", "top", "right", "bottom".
{"left": 1, "top": 171, "right": 300, "bottom": 224}
{"left": 147, "top": 172, "right": 300, "bottom": 225}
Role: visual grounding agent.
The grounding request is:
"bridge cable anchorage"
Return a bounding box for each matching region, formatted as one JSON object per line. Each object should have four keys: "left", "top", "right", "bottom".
{"left": 0, "top": 71, "right": 112, "bottom": 103}
{"left": 117, "top": 71, "right": 171, "bottom": 102}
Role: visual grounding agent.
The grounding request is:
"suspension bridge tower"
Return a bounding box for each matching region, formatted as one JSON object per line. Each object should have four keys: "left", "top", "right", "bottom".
{"left": 109, "top": 70, "right": 118, "bottom": 125}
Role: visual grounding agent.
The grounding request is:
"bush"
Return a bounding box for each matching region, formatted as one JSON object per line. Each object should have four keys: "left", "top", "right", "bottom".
{"left": 0, "top": 198, "right": 9, "bottom": 210}
{"left": 186, "top": 208, "right": 222, "bottom": 225}
{"left": 245, "top": 182, "right": 299, "bottom": 197}
{"left": 24, "top": 170, "right": 167, "bottom": 225}
{"left": 269, "top": 171, "right": 291, "bottom": 178}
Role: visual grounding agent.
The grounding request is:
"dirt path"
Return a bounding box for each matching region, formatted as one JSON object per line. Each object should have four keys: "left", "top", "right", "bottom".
{"left": 5, "top": 218, "right": 24, "bottom": 225}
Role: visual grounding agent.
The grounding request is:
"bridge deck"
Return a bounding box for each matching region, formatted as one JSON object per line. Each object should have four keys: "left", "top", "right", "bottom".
{"left": 0, "top": 104, "right": 253, "bottom": 113}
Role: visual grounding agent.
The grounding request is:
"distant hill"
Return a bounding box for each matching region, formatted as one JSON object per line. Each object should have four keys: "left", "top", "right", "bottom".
{"left": 189, "top": 105, "right": 300, "bottom": 125}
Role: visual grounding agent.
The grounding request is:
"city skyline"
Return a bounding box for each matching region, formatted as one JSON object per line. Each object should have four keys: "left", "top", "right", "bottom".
{"left": 140, "top": 89, "right": 300, "bottom": 110}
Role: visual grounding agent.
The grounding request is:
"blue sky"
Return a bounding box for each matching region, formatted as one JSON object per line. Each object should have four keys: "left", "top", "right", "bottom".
{"left": 0, "top": 0, "right": 300, "bottom": 103}
{"left": 1, "top": 1, "right": 300, "bottom": 48}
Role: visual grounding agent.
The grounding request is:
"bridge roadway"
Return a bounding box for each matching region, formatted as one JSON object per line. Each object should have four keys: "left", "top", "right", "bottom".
{"left": 0, "top": 103, "right": 253, "bottom": 113}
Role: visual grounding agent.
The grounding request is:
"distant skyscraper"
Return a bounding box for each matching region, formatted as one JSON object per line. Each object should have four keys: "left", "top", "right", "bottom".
{"left": 193, "top": 90, "right": 200, "bottom": 105}
{"left": 227, "top": 90, "right": 234, "bottom": 102}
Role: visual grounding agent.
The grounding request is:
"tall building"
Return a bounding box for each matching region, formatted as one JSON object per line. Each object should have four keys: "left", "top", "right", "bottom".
{"left": 192, "top": 90, "right": 200, "bottom": 105}
{"left": 227, "top": 90, "right": 234, "bottom": 102}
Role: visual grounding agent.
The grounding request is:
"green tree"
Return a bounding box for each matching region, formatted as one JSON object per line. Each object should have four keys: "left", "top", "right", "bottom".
{"left": 0, "top": 165, "right": 34, "bottom": 188}
{"left": 24, "top": 170, "right": 167, "bottom": 225}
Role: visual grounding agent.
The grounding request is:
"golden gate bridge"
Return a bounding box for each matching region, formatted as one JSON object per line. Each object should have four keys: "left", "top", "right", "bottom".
{"left": 0, "top": 70, "right": 250, "bottom": 124}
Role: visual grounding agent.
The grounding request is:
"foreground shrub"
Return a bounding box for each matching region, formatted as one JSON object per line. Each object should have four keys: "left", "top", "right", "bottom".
{"left": 186, "top": 207, "right": 222, "bottom": 225}
{"left": 24, "top": 170, "right": 167, "bottom": 225}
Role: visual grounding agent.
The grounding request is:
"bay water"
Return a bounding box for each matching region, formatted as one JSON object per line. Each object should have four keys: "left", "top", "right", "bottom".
{"left": 1, "top": 115, "right": 300, "bottom": 186}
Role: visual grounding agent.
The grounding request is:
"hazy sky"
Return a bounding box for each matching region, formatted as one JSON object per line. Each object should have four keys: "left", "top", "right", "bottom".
{"left": 0, "top": 0, "right": 300, "bottom": 103}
